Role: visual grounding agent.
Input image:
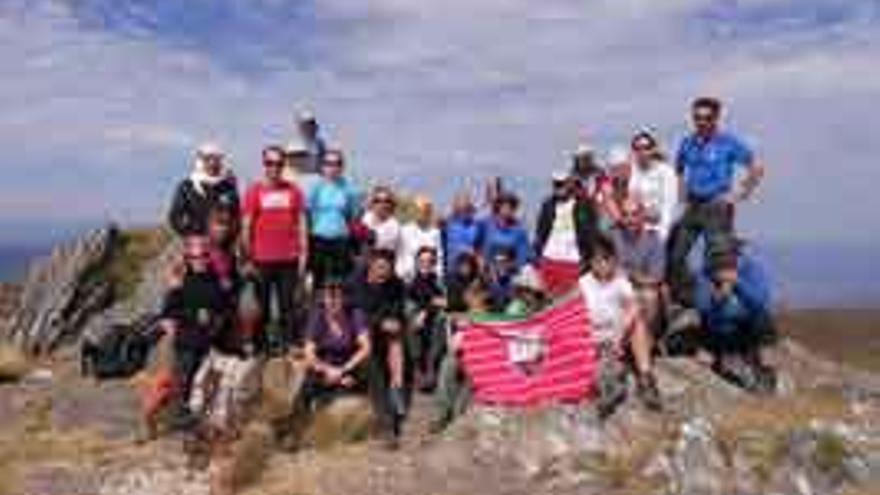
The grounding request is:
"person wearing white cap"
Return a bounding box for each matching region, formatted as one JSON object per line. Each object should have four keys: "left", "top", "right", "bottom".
{"left": 627, "top": 130, "right": 679, "bottom": 242}
{"left": 296, "top": 109, "right": 327, "bottom": 175}
{"left": 168, "top": 142, "right": 239, "bottom": 237}
{"left": 283, "top": 137, "right": 320, "bottom": 196}
{"left": 533, "top": 170, "right": 600, "bottom": 296}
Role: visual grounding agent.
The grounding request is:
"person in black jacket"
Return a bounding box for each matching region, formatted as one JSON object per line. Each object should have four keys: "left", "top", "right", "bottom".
{"left": 533, "top": 172, "right": 600, "bottom": 296}
{"left": 346, "top": 248, "right": 409, "bottom": 446}
{"left": 168, "top": 143, "right": 240, "bottom": 237}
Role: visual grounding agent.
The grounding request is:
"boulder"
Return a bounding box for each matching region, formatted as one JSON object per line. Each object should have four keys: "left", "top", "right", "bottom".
{"left": 7, "top": 227, "right": 117, "bottom": 354}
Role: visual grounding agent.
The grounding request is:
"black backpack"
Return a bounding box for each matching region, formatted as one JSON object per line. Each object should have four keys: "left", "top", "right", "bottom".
{"left": 81, "top": 316, "right": 161, "bottom": 379}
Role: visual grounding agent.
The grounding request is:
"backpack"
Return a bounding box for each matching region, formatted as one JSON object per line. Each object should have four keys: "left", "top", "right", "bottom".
{"left": 80, "top": 316, "right": 161, "bottom": 379}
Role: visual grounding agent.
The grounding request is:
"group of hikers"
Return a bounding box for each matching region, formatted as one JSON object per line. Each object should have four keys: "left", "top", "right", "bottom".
{"left": 153, "top": 97, "right": 776, "bottom": 449}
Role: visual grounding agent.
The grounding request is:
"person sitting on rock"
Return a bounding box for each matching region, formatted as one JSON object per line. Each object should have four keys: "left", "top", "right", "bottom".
{"left": 168, "top": 143, "right": 240, "bottom": 237}
{"left": 611, "top": 197, "right": 666, "bottom": 336}
{"left": 505, "top": 265, "right": 548, "bottom": 318}
{"left": 694, "top": 236, "right": 777, "bottom": 393}
{"left": 406, "top": 246, "right": 447, "bottom": 392}
{"left": 432, "top": 280, "right": 501, "bottom": 431}
{"left": 159, "top": 235, "right": 233, "bottom": 428}
{"left": 345, "top": 248, "right": 409, "bottom": 446}
{"left": 578, "top": 235, "right": 661, "bottom": 416}
{"left": 299, "top": 280, "right": 372, "bottom": 413}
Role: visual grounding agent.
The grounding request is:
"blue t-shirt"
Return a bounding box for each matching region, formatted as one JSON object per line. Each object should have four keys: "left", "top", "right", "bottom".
{"left": 443, "top": 215, "right": 483, "bottom": 270}
{"left": 676, "top": 132, "right": 754, "bottom": 200}
{"left": 481, "top": 218, "right": 532, "bottom": 270}
{"left": 695, "top": 253, "right": 771, "bottom": 334}
{"left": 307, "top": 177, "right": 359, "bottom": 240}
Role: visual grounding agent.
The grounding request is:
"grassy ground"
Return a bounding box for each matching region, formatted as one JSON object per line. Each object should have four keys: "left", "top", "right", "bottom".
{"left": 780, "top": 309, "right": 880, "bottom": 373}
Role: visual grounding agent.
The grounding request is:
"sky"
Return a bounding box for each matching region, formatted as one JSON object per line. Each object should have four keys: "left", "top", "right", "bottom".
{"left": 1, "top": 0, "right": 879, "bottom": 250}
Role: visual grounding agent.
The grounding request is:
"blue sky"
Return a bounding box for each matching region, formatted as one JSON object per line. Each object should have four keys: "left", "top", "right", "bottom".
{"left": 1, "top": 0, "right": 879, "bottom": 249}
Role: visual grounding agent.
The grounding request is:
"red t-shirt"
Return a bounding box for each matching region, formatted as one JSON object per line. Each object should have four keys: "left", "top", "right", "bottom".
{"left": 243, "top": 181, "right": 305, "bottom": 263}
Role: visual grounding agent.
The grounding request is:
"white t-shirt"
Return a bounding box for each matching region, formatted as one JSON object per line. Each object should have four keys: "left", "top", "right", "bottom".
{"left": 541, "top": 199, "right": 581, "bottom": 263}
{"left": 628, "top": 160, "right": 679, "bottom": 242}
{"left": 578, "top": 271, "right": 635, "bottom": 344}
{"left": 397, "top": 222, "right": 442, "bottom": 280}
{"left": 363, "top": 211, "right": 402, "bottom": 253}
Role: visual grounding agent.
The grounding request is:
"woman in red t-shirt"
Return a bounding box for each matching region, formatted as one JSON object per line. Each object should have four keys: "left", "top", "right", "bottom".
{"left": 241, "top": 146, "right": 309, "bottom": 353}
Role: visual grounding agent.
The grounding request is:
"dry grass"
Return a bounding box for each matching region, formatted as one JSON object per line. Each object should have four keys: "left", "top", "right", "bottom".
{"left": 210, "top": 422, "right": 275, "bottom": 495}
{"left": 0, "top": 344, "right": 29, "bottom": 382}
{"left": 0, "top": 395, "right": 117, "bottom": 495}
{"left": 840, "top": 483, "right": 880, "bottom": 495}
{"left": 579, "top": 420, "right": 676, "bottom": 494}
{"left": 713, "top": 386, "right": 854, "bottom": 485}
{"left": 80, "top": 227, "right": 171, "bottom": 304}
{"left": 781, "top": 310, "right": 880, "bottom": 373}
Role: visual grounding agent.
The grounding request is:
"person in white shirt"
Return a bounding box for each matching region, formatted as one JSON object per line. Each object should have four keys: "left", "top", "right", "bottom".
{"left": 579, "top": 235, "right": 660, "bottom": 412}
{"left": 628, "top": 130, "right": 679, "bottom": 242}
{"left": 397, "top": 196, "right": 442, "bottom": 280}
{"left": 362, "top": 185, "right": 402, "bottom": 254}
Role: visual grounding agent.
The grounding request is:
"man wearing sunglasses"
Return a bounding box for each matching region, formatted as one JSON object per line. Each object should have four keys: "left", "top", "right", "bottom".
{"left": 669, "top": 97, "right": 765, "bottom": 305}
{"left": 242, "top": 146, "right": 309, "bottom": 353}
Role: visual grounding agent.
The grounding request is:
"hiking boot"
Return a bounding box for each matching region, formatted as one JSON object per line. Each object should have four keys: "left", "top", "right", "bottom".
{"left": 597, "top": 362, "right": 628, "bottom": 421}
{"left": 636, "top": 373, "right": 663, "bottom": 412}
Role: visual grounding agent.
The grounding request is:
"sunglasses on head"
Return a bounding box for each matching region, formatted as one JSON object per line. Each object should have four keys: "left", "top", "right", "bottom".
{"left": 633, "top": 140, "right": 654, "bottom": 151}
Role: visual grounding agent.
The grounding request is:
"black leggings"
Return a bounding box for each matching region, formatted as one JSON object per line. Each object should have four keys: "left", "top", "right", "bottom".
{"left": 255, "top": 261, "right": 303, "bottom": 348}
{"left": 309, "top": 237, "right": 353, "bottom": 287}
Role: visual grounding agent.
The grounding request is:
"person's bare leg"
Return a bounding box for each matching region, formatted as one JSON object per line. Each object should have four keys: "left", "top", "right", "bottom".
{"left": 387, "top": 340, "right": 404, "bottom": 389}
{"left": 629, "top": 321, "right": 654, "bottom": 376}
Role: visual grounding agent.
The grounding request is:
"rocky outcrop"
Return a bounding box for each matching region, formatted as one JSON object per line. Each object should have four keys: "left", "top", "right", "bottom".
{"left": 6, "top": 227, "right": 117, "bottom": 354}
{"left": 80, "top": 238, "right": 179, "bottom": 351}
{"left": 433, "top": 345, "right": 880, "bottom": 495}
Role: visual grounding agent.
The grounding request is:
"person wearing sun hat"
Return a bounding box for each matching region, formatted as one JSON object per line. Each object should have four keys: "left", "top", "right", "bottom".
{"left": 534, "top": 170, "right": 600, "bottom": 296}
{"left": 168, "top": 142, "right": 239, "bottom": 237}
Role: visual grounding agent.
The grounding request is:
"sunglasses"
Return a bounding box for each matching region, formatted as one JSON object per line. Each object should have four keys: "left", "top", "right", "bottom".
{"left": 263, "top": 160, "right": 284, "bottom": 168}
{"left": 374, "top": 197, "right": 393, "bottom": 205}
{"left": 693, "top": 112, "right": 716, "bottom": 123}
{"left": 632, "top": 141, "right": 654, "bottom": 151}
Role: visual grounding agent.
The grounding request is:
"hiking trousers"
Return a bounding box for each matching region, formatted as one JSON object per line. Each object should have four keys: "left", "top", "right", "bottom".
{"left": 255, "top": 261, "right": 303, "bottom": 351}
{"left": 667, "top": 198, "right": 734, "bottom": 305}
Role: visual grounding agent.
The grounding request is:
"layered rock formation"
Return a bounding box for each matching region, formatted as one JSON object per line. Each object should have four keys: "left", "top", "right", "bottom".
{"left": 5, "top": 227, "right": 117, "bottom": 354}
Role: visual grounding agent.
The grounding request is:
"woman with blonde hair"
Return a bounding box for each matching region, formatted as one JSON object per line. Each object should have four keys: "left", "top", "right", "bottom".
{"left": 397, "top": 195, "right": 442, "bottom": 280}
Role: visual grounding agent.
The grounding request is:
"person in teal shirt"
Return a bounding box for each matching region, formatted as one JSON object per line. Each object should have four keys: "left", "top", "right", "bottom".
{"left": 307, "top": 149, "right": 361, "bottom": 286}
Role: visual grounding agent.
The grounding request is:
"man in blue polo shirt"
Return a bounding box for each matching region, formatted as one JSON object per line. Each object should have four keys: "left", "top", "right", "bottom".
{"left": 668, "top": 97, "right": 765, "bottom": 305}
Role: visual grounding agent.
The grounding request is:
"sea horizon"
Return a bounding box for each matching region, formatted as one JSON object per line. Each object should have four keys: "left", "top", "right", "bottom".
{"left": 0, "top": 221, "right": 877, "bottom": 311}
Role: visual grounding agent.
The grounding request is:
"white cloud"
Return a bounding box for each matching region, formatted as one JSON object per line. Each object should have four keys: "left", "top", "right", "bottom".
{"left": 0, "top": 0, "right": 878, "bottom": 246}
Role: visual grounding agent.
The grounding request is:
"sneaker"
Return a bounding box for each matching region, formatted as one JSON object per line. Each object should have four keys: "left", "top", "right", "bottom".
{"left": 637, "top": 373, "right": 663, "bottom": 412}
